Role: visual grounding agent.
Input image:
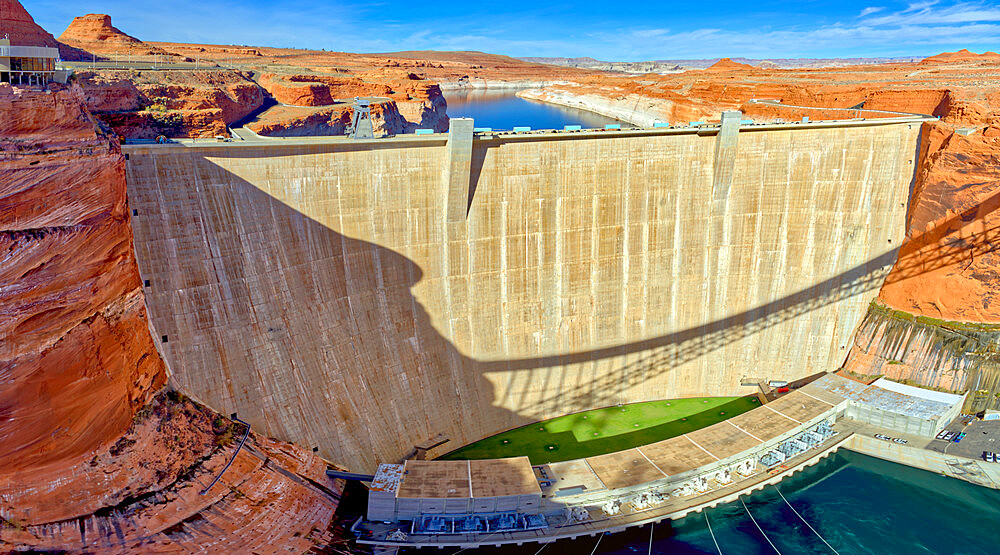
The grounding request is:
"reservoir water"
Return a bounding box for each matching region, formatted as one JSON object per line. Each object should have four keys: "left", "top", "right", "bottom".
{"left": 458, "top": 451, "right": 1000, "bottom": 554}
{"left": 444, "top": 89, "right": 627, "bottom": 131}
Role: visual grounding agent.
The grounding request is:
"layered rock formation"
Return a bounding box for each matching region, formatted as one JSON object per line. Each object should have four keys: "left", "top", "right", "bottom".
{"left": 76, "top": 69, "right": 266, "bottom": 138}
{"left": 0, "top": 84, "right": 166, "bottom": 473}
{"left": 703, "top": 57, "right": 755, "bottom": 72}
{"left": 58, "top": 14, "right": 180, "bottom": 60}
{"left": 922, "top": 49, "right": 1000, "bottom": 64}
{"left": 257, "top": 71, "right": 448, "bottom": 133}
{"left": 0, "top": 0, "right": 88, "bottom": 59}
{"left": 0, "top": 83, "right": 343, "bottom": 551}
{"left": 245, "top": 100, "right": 412, "bottom": 136}
{"left": 258, "top": 73, "right": 394, "bottom": 106}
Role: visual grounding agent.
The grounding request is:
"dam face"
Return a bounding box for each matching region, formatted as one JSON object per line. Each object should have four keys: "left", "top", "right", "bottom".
{"left": 125, "top": 121, "right": 920, "bottom": 471}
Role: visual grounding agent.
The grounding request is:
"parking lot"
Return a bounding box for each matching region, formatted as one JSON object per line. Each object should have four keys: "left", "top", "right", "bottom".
{"left": 926, "top": 418, "right": 1000, "bottom": 461}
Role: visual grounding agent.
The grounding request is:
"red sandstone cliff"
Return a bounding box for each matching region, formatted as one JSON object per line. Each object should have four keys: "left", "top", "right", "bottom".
{"left": 876, "top": 124, "right": 1000, "bottom": 322}
{"left": 75, "top": 69, "right": 267, "bottom": 138}
{"left": 0, "top": 0, "right": 89, "bottom": 59}
{"left": 257, "top": 71, "right": 449, "bottom": 133}
{"left": 0, "top": 83, "right": 344, "bottom": 551}
{"left": 0, "top": 84, "right": 166, "bottom": 472}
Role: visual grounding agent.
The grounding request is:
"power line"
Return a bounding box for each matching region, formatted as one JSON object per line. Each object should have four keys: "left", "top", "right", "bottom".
{"left": 774, "top": 486, "right": 839, "bottom": 555}
{"left": 741, "top": 498, "right": 781, "bottom": 555}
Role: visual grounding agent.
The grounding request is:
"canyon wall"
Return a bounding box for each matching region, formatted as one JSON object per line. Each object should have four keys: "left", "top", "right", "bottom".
{"left": 125, "top": 120, "right": 919, "bottom": 472}
{"left": 0, "top": 84, "right": 343, "bottom": 552}
{"left": 0, "top": 84, "right": 166, "bottom": 473}
{"left": 76, "top": 69, "right": 267, "bottom": 139}
{"left": 841, "top": 122, "right": 1000, "bottom": 407}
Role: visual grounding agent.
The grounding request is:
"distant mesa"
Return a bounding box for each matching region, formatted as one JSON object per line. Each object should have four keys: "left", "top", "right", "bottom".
{"left": 58, "top": 14, "right": 175, "bottom": 58}
{"left": 0, "top": 0, "right": 89, "bottom": 59}
{"left": 921, "top": 49, "right": 1000, "bottom": 64}
{"left": 704, "top": 57, "right": 756, "bottom": 72}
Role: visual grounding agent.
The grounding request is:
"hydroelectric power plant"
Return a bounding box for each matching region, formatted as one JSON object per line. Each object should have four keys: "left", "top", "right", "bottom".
{"left": 116, "top": 112, "right": 1000, "bottom": 551}
{"left": 6, "top": 0, "right": 1000, "bottom": 550}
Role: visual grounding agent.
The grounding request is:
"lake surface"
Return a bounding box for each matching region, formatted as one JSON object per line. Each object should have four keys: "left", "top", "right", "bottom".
{"left": 444, "top": 89, "right": 627, "bottom": 131}
{"left": 460, "top": 451, "right": 1000, "bottom": 555}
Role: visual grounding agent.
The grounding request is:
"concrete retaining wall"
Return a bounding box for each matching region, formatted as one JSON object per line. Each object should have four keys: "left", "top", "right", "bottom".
{"left": 846, "top": 434, "right": 1000, "bottom": 489}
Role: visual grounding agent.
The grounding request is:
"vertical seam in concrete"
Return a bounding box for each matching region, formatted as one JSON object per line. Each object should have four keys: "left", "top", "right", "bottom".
{"left": 445, "top": 118, "right": 474, "bottom": 223}
{"left": 711, "top": 111, "right": 741, "bottom": 203}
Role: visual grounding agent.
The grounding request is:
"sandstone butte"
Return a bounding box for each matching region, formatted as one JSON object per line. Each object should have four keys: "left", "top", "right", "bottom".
{"left": 921, "top": 48, "right": 1000, "bottom": 64}
{"left": 57, "top": 14, "right": 179, "bottom": 59}
{"left": 703, "top": 57, "right": 756, "bottom": 72}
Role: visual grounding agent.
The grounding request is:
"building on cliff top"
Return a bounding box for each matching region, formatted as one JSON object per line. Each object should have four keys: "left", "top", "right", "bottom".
{"left": 0, "top": 36, "right": 60, "bottom": 86}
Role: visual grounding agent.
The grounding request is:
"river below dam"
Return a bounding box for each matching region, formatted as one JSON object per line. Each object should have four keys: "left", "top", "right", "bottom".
{"left": 411, "top": 451, "right": 1000, "bottom": 554}
{"left": 444, "top": 89, "right": 627, "bottom": 131}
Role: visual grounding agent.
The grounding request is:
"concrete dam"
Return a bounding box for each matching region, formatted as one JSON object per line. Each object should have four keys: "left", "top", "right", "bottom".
{"left": 124, "top": 117, "right": 921, "bottom": 472}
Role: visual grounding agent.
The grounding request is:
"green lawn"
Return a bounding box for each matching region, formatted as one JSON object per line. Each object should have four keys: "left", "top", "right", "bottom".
{"left": 437, "top": 396, "right": 761, "bottom": 465}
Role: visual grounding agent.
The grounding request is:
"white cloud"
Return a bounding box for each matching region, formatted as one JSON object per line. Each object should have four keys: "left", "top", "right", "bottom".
{"left": 23, "top": 0, "right": 1000, "bottom": 60}
{"left": 865, "top": 2, "right": 1000, "bottom": 25}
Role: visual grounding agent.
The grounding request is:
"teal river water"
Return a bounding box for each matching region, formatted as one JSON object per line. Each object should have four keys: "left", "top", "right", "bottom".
{"left": 450, "top": 452, "right": 1000, "bottom": 555}
{"left": 444, "top": 89, "right": 627, "bottom": 131}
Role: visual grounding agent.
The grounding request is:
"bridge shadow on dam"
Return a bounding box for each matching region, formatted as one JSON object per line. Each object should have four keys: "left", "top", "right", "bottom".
{"left": 142, "top": 147, "right": 996, "bottom": 468}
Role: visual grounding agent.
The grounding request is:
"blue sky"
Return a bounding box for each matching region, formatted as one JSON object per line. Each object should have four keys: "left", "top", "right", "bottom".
{"left": 22, "top": 0, "right": 1000, "bottom": 60}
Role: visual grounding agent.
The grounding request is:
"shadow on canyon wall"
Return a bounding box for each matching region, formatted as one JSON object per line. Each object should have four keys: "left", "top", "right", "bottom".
{"left": 144, "top": 139, "right": 992, "bottom": 466}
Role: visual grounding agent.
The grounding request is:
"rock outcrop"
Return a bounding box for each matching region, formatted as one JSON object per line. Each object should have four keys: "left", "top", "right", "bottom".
{"left": 0, "top": 83, "right": 345, "bottom": 552}
{"left": 703, "top": 57, "right": 755, "bottom": 72}
{"left": 256, "top": 71, "right": 449, "bottom": 133}
{"left": 246, "top": 99, "right": 413, "bottom": 136}
{"left": 0, "top": 0, "right": 89, "bottom": 60}
{"left": 258, "top": 73, "right": 394, "bottom": 106}
{"left": 922, "top": 49, "right": 1000, "bottom": 64}
{"left": 75, "top": 69, "right": 266, "bottom": 138}
{"left": 58, "top": 14, "right": 179, "bottom": 59}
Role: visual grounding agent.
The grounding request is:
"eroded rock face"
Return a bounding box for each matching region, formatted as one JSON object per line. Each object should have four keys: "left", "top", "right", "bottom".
{"left": 75, "top": 70, "right": 267, "bottom": 138}
{"left": 1, "top": 391, "right": 344, "bottom": 551}
{"left": 0, "top": 0, "right": 61, "bottom": 48}
{"left": 246, "top": 100, "right": 413, "bottom": 136}
{"left": 0, "top": 84, "right": 344, "bottom": 551}
{"left": 0, "top": 84, "right": 167, "bottom": 474}
{"left": 878, "top": 124, "right": 1000, "bottom": 322}
{"left": 257, "top": 72, "right": 449, "bottom": 133}
{"left": 258, "top": 73, "right": 394, "bottom": 106}
{"left": 0, "top": 0, "right": 90, "bottom": 60}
